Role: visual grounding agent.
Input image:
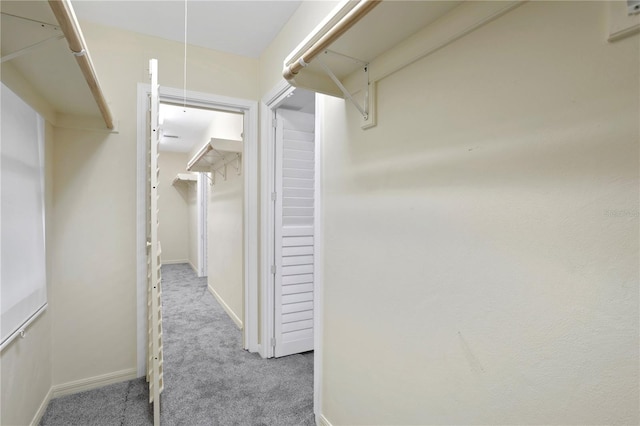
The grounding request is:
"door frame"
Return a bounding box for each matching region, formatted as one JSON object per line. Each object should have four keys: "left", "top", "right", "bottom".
{"left": 260, "top": 79, "right": 324, "bottom": 419}
{"left": 136, "top": 83, "right": 259, "bottom": 376}
{"left": 197, "top": 172, "right": 208, "bottom": 278}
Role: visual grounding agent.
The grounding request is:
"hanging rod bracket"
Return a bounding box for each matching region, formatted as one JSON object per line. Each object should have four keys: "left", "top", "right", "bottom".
{"left": 317, "top": 58, "right": 368, "bottom": 120}
{"left": 317, "top": 54, "right": 376, "bottom": 129}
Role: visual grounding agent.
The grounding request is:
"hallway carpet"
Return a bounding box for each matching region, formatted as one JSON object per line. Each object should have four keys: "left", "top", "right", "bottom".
{"left": 40, "top": 263, "right": 314, "bottom": 425}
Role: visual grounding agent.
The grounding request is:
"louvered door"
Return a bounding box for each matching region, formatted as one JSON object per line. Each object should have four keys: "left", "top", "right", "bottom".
{"left": 274, "top": 109, "right": 315, "bottom": 358}
{"left": 146, "top": 58, "right": 164, "bottom": 426}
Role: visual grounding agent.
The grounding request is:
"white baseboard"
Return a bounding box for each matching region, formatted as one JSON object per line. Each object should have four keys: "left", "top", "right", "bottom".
{"left": 51, "top": 368, "right": 138, "bottom": 398}
{"left": 162, "top": 259, "right": 189, "bottom": 265}
{"left": 207, "top": 284, "right": 243, "bottom": 329}
{"left": 30, "top": 387, "right": 52, "bottom": 426}
{"left": 317, "top": 413, "right": 334, "bottom": 426}
{"left": 188, "top": 260, "right": 198, "bottom": 275}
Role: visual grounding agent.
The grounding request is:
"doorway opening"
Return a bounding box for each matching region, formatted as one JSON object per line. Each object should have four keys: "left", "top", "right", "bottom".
{"left": 157, "top": 102, "right": 244, "bottom": 279}
{"left": 136, "top": 83, "right": 259, "bottom": 377}
{"left": 260, "top": 82, "right": 323, "bottom": 418}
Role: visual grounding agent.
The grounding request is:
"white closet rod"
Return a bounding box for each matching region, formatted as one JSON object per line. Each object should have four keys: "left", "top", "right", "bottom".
{"left": 48, "top": 0, "right": 114, "bottom": 129}
{"left": 282, "top": 0, "right": 380, "bottom": 81}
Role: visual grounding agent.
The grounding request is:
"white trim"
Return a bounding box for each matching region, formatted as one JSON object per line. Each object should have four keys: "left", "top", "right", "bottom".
{"left": 29, "top": 387, "right": 52, "bottom": 426}
{"left": 137, "top": 82, "right": 259, "bottom": 376}
{"left": 260, "top": 80, "right": 296, "bottom": 359}
{"left": 136, "top": 83, "right": 149, "bottom": 377}
{"left": 313, "top": 94, "right": 325, "bottom": 420}
{"left": 242, "top": 94, "right": 260, "bottom": 354}
{"left": 260, "top": 79, "right": 325, "bottom": 415}
{"left": 188, "top": 261, "right": 198, "bottom": 274}
{"left": 208, "top": 285, "right": 243, "bottom": 329}
{"left": 51, "top": 368, "right": 137, "bottom": 398}
{"left": 197, "top": 173, "right": 208, "bottom": 278}
{"left": 161, "top": 259, "right": 190, "bottom": 265}
{"left": 316, "top": 413, "right": 334, "bottom": 426}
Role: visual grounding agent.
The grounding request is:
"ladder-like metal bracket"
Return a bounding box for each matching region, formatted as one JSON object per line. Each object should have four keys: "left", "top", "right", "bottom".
{"left": 230, "top": 153, "right": 242, "bottom": 176}
{"left": 209, "top": 152, "right": 241, "bottom": 185}
{"left": 317, "top": 50, "right": 376, "bottom": 129}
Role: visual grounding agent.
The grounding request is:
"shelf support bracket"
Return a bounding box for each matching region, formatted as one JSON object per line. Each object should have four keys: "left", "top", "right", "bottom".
{"left": 317, "top": 58, "right": 369, "bottom": 121}
{"left": 230, "top": 153, "right": 241, "bottom": 176}
{"left": 212, "top": 166, "right": 226, "bottom": 181}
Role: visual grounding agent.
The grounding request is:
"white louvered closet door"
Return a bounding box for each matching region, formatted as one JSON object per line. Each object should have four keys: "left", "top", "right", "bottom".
{"left": 147, "top": 59, "right": 164, "bottom": 426}
{"left": 274, "top": 109, "right": 315, "bottom": 358}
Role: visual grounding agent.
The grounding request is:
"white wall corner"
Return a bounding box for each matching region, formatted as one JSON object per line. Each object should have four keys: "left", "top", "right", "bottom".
{"left": 29, "top": 387, "right": 53, "bottom": 426}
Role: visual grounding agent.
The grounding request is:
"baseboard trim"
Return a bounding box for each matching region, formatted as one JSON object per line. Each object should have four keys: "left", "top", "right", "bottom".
{"left": 162, "top": 259, "right": 189, "bottom": 265}
{"left": 188, "top": 261, "right": 198, "bottom": 275}
{"left": 207, "top": 284, "right": 243, "bottom": 329}
{"left": 51, "top": 368, "right": 138, "bottom": 398}
{"left": 29, "top": 386, "right": 53, "bottom": 426}
{"left": 317, "top": 413, "right": 334, "bottom": 426}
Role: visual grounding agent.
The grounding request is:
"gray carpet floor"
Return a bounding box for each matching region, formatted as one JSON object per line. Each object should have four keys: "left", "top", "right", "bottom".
{"left": 40, "top": 263, "right": 314, "bottom": 425}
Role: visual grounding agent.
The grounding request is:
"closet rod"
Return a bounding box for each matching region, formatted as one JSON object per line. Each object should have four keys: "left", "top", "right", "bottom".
{"left": 282, "top": 0, "right": 381, "bottom": 81}
{"left": 48, "top": 0, "right": 114, "bottom": 129}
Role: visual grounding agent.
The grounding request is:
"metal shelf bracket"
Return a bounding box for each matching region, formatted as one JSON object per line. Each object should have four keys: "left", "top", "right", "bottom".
{"left": 317, "top": 56, "right": 370, "bottom": 121}
{"left": 315, "top": 50, "right": 376, "bottom": 129}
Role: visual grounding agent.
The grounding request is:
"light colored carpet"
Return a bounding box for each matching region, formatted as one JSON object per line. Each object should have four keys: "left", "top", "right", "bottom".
{"left": 40, "top": 263, "right": 314, "bottom": 425}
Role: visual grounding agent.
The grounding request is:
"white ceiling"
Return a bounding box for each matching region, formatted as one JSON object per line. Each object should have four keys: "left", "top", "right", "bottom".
{"left": 159, "top": 87, "right": 314, "bottom": 154}
{"left": 159, "top": 103, "right": 243, "bottom": 153}
{"left": 71, "top": 0, "right": 303, "bottom": 58}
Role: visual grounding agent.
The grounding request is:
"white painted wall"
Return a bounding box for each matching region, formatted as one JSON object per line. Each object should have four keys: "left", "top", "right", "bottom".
{"left": 207, "top": 170, "right": 244, "bottom": 327}
{"left": 203, "top": 112, "right": 245, "bottom": 328}
{"left": 158, "top": 152, "right": 190, "bottom": 264}
{"left": 316, "top": 2, "right": 639, "bottom": 425}
{"left": 0, "top": 65, "right": 54, "bottom": 425}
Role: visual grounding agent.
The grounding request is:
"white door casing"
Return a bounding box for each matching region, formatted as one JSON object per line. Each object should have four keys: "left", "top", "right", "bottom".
{"left": 260, "top": 80, "right": 324, "bottom": 419}
{"left": 137, "top": 84, "right": 259, "bottom": 376}
{"left": 273, "top": 109, "right": 316, "bottom": 358}
{"left": 197, "top": 173, "right": 208, "bottom": 278}
{"left": 147, "top": 58, "right": 164, "bottom": 426}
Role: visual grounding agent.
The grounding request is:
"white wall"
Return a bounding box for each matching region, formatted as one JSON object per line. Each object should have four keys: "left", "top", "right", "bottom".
{"left": 0, "top": 63, "right": 54, "bottom": 426}
{"left": 318, "top": 2, "right": 639, "bottom": 425}
{"left": 158, "top": 152, "right": 190, "bottom": 264}
{"left": 188, "top": 109, "right": 246, "bottom": 327}
{"left": 207, "top": 170, "right": 244, "bottom": 327}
